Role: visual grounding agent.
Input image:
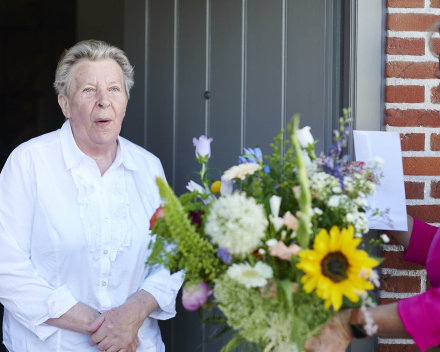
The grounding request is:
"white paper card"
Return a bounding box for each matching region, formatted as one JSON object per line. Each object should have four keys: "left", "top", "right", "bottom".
{"left": 353, "top": 131, "right": 408, "bottom": 231}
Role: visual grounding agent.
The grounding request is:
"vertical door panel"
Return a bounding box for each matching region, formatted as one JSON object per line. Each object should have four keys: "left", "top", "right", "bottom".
{"left": 147, "top": 0, "right": 175, "bottom": 185}
{"left": 245, "top": 0, "right": 283, "bottom": 155}
{"left": 286, "top": 0, "right": 326, "bottom": 153}
{"left": 172, "top": 1, "right": 207, "bottom": 351}
{"left": 206, "top": 5, "right": 244, "bottom": 350}
{"left": 175, "top": 0, "right": 207, "bottom": 195}
{"left": 209, "top": 0, "right": 243, "bottom": 180}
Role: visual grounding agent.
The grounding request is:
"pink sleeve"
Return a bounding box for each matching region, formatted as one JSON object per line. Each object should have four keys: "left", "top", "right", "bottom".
{"left": 402, "top": 217, "right": 437, "bottom": 266}
{"left": 398, "top": 288, "right": 440, "bottom": 351}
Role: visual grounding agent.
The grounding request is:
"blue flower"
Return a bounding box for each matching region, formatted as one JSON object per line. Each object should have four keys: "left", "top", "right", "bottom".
{"left": 238, "top": 156, "right": 247, "bottom": 164}
{"left": 254, "top": 148, "right": 263, "bottom": 162}
{"left": 243, "top": 148, "right": 254, "bottom": 155}
{"left": 264, "top": 165, "right": 271, "bottom": 174}
{"left": 217, "top": 247, "right": 232, "bottom": 264}
{"left": 247, "top": 156, "right": 258, "bottom": 164}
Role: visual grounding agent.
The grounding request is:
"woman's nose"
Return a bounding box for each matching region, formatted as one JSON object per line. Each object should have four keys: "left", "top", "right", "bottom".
{"left": 97, "top": 90, "right": 110, "bottom": 108}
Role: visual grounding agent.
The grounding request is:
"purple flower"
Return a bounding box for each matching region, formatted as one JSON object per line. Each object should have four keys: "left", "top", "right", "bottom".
{"left": 182, "top": 282, "right": 213, "bottom": 311}
{"left": 217, "top": 247, "right": 232, "bottom": 264}
{"left": 193, "top": 135, "right": 213, "bottom": 158}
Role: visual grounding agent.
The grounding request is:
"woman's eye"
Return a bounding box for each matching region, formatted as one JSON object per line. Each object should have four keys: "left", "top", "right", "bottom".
{"left": 84, "top": 88, "right": 93, "bottom": 93}
{"left": 110, "top": 87, "right": 119, "bottom": 92}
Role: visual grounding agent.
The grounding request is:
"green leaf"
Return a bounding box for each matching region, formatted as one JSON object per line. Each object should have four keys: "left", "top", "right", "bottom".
{"left": 201, "top": 325, "right": 231, "bottom": 345}
{"left": 341, "top": 295, "right": 362, "bottom": 309}
{"left": 279, "top": 279, "right": 293, "bottom": 311}
{"left": 220, "top": 335, "right": 246, "bottom": 352}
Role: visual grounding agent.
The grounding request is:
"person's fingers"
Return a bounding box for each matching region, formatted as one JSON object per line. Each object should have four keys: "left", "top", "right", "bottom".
{"left": 89, "top": 327, "right": 107, "bottom": 347}
{"left": 106, "top": 346, "right": 119, "bottom": 352}
{"left": 87, "top": 313, "right": 106, "bottom": 335}
{"left": 97, "top": 337, "right": 113, "bottom": 351}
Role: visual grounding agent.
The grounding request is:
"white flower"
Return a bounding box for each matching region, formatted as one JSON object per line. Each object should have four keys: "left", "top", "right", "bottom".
{"left": 270, "top": 216, "right": 285, "bottom": 232}
{"left": 193, "top": 135, "right": 213, "bottom": 158}
{"left": 346, "top": 213, "right": 355, "bottom": 222}
{"left": 356, "top": 197, "right": 369, "bottom": 207}
{"left": 332, "top": 186, "right": 342, "bottom": 194}
{"left": 381, "top": 234, "right": 390, "bottom": 243}
{"left": 296, "top": 126, "right": 314, "bottom": 148}
{"left": 328, "top": 195, "right": 340, "bottom": 207}
{"left": 227, "top": 262, "right": 273, "bottom": 288}
{"left": 269, "top": 195, "right": 282, "bottom": 217}
{"left": 313, "top": 208, "right": 323, "bottom": 216}
{"left": 206, "top": 192, "right": 268, "bottom": 255}
{"left": 258, "top": 248, "right": 266, "bottom": 255}
{"left": 223, "top": 163, "right": 261, "bottom": 182}
{"left": 266, "top": 239, "right": 278, "bottom": 247}
{"left": 220, "top": 176, "right": 234, "bottom": 196}
{"left": 186, "top": 180, "right": 210, "bottom": 205}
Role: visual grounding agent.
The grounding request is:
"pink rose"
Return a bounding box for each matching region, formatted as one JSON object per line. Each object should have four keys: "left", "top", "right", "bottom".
{"left": 149, "top": 206, "right": 164, "bottom": 230}
{"left": 283, "top": 212, "right": 298, "bottom": 231}
{"left": 268, "top": 241, "right": 301, "bottom": 261}
{"left": 182, "top": 282, "right": 213, "bottom": 311}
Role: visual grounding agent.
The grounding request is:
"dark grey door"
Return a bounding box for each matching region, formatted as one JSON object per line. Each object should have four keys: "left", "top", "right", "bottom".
{"left": 123, "top": 0, "right": 358, "bottom": 351}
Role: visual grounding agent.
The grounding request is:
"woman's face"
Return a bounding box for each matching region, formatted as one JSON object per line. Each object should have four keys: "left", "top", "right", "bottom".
{"left": 58, "top": 58, "right": 128, "bottom": 152}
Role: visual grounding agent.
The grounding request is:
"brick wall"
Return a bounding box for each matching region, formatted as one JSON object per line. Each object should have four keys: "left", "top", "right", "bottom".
{"left": 382, "top": 1, "right": 440, "bottom": 351}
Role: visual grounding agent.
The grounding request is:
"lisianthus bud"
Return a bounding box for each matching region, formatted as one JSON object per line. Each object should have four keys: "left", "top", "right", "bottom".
{"left": 296, "top": 126, "right": 314, "bottom": 148}
{"left": 283, "top": 212, "right": 298, "bottom": 231}
{"left": 268, "top": 241, "right": 300, "bottom": 261}
{"left": 182, "top": 282, "right": 213, "bottom": 311}
{"left": 149, "top": 206, "right": 164, "bottom": 230}
{"left": 193, "top": 135, "right": 213, "bottom": 158}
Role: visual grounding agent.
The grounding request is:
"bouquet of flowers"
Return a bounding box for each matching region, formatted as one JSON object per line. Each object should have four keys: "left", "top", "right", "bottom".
{"left": 148, "top": 111, "right": 386, "bottom": 352}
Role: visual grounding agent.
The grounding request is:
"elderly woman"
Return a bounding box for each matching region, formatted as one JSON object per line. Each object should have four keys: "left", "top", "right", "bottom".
{"left": 0, "top": 40, "right": 183, "bottom": 352}
{"left": 304, "top": 24, "right": 440, "bottom": 352}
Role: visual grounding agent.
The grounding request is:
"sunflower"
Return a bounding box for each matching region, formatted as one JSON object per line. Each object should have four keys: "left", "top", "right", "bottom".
{"left": 296, "top": 225, "right": 379, "bottom": 311}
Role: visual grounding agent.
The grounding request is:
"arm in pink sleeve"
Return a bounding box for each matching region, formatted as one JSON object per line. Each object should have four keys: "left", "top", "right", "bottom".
{"left": 398, "top": 288, "right": 440, "bottom": 351}
{"left": 402, "top": 217, "right": 437, "bottom": 266}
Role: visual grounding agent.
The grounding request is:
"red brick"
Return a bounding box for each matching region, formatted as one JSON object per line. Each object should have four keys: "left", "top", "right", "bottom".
{"left": 378, "top": 345, "right": 416, "bottom": 352}
{"left": 386, "top": 62, "right": 438, "bottom": 79}
{"left": 432, "top": 0, "right": 440, "bottom": 8}
{"left": 387, "top": 13, "right": 439, "bottom": 32}
{"left": 432, "top": 85, "right": 440, "bottom": 104}
{"left": 387, "top": 0, "right": 424, "bottom": 7}
{"left": 431, "top": 181, "right": 440, "bottom": 198}
{"left": 431, "top": 133, "right": 440, "bottom": 151}
{"left": 379, "top": 297, "right": 400, "bottom": 305}
{"left": 431, "top": 38, "right": 440, "bottom": 56}
{"left": 407, "top": 204, "right": 440, "bottom": 223}
{"left": 385, "top": 86, "right": 424, "bottom": 103}
{"left": 405, "top": 181, "right": 425, "bottom": 199}
{"left": 400, "top": 133, "right": 425, "bottom": 151}
{"left": 403, "top": 157, "right": 440, "bottom": 175}
{"left": 380, "top": 274, "right": 421, "bottom": 292}
{"left": 382, "top": 250, "right": 425, "bottom": 269}
{"left": 385, "top": 109, "right": 440, "bottom": 127}
{"left": 386, "top": 38, "right": 425, "bottom": 56}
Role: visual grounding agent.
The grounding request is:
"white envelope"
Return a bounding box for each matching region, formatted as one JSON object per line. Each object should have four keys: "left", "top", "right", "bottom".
{"left": 353, "top": 131, "right": 408, "bottom": 231}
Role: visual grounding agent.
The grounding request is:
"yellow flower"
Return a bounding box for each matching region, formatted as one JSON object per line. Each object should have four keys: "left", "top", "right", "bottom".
{"left": 211, "top": 181, "right": 222, "bottom": 194}
{"left": 296, "top": 225, "right": 379, "bottom": 311}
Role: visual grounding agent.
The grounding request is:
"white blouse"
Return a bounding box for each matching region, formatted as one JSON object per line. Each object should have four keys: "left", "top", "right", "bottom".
{"left": 0, "top": 121, "right": 183, "bottom": 352}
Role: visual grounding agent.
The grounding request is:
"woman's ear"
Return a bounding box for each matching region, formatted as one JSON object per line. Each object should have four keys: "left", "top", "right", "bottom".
{"left": 58, "top": 94, "right": 71, "bottom": 119}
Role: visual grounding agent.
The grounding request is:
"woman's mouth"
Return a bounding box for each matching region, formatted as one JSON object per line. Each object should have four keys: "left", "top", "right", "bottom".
{"left": 95, "top": 119, "right": 111, "bottom": 126}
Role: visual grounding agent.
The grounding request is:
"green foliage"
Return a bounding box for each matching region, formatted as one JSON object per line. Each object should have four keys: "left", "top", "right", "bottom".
{"left": 148, "top": 177, "right": 226, "bottom": 283}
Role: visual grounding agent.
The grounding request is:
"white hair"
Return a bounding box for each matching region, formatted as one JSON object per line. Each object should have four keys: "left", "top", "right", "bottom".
{"left": 54, "top": 39, "right": 134, "bottom": 98}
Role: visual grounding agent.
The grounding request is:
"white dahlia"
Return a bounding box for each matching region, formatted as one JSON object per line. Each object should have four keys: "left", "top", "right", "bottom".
{"left": 227, "top": 262, "right": 273, "bottom": 288}
{"left": 223, "top": 163, "right": 261, "bottom": 182}
{"left": 205, "top": 192, "right": 268, "bottom": 255}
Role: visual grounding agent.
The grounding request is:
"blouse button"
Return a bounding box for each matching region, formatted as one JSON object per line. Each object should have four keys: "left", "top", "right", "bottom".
{"left": 101, "top": 281, "right": 107, "bottom": 286}
{"left": 103, "top": 250, "right": 108, "bottom": 255}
